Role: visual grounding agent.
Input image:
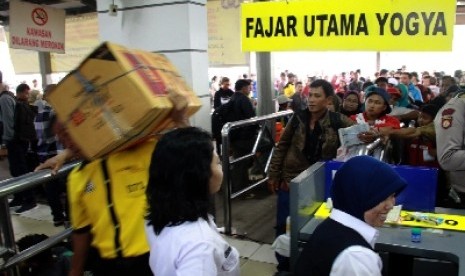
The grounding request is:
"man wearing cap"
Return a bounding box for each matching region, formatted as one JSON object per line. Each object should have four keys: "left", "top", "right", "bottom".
{"left": 435, "top": 92, "right": 465, "bottom": 208}
{"left": 351, "top": 86, "right": 401, "bottom": 130}
{"left": 295, "top": 156, "right": 407, "bottom": 276}
{"left": 276, "top": 95, "right": 291, "bottom": 112}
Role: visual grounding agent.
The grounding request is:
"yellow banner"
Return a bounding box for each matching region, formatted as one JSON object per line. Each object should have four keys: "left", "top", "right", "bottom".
{"left": 314, "top": 203, "right": 465, "bottom": 232}
{"left": 241, "top": 0, "right": 456, "bottom": 52}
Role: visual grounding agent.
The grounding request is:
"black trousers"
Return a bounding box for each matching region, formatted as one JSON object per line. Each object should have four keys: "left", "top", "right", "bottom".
{"left": 6, "top": 139, "right": 35, "bottom": 203}
{"left": 88, "top": 249, "right": 153, "bottom": 276}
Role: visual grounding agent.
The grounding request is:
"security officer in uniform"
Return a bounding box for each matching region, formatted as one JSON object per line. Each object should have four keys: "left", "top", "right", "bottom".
{"left": 435, "top": 91, "right": 465, "bottom": 208}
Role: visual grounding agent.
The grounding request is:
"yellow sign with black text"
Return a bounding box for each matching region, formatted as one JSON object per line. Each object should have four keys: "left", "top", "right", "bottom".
{"left": 241, "top": 0, "right": 456, "bottom": 51}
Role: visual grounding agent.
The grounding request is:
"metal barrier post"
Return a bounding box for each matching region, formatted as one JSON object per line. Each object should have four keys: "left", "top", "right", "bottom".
{"left": 221, "top": 110, "right": 293, "bottom": 235}
{"left": 0, "top": 197, "right": 19, "bottom": 276}
{"left": 0, "top": 161, "right": 80, "bottom": 274}
{"left": 221, "top": 123, "right": 233, "bottom": 235}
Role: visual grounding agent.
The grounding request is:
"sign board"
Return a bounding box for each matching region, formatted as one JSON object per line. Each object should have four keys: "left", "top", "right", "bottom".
{"left": 9, "top": 0, "right": 66, "bottom": 53}
{"left": 241, "top": 0, "right": 456, "bottom": 51}
{"left": 208, "top": 0, "right": 248, "bottom": 66}
{"left": 51, "top": 13, "right": 100, "bottom": 72}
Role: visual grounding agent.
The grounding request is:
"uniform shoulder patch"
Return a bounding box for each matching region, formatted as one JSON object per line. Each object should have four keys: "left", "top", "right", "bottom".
{"left": 441, "top": 108, "right": 455, "bottom": 129}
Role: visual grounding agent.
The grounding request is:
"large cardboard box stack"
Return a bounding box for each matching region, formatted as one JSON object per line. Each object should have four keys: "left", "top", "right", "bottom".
{"left": 47, "top": 42, "right": 201, "bottom": 159}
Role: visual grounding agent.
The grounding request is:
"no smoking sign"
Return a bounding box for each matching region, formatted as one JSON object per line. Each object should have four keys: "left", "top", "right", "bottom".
{"left": 32, "top": 7, "right": 48, "bottom": 26}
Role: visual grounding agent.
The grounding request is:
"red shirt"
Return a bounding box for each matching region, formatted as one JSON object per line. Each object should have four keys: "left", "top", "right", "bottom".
{"left": 350, "top": 112, "right": 401, "bottom": 129}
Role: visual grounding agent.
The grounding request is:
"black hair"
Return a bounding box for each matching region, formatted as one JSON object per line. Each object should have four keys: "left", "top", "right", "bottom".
{"left": 309, "top": 79, "right": 334, "bottom": 97}
{"left": 146, "top": 127, "right": 214, "bottom": 234}
{"left": 429, "top": 76, "right": 437, "bottom": 85}
{"left": 375, "top": 77, "right": 388, "bottom": 84}
{"left": 401, "top": 72, "right": 412, "bottom": 79}
{"left": 234, "top": 79, "right": 251, "bottom": 91}
{"left": 420, "top": 104, "right": 439, "bottom": 119}
{"left": 220, "top": 77, "right": 230, "bottom": 84}
{"left": 362, "top": 81, "right": 374, "bottom": 91}
{"left": 16, "top": 83, "right": 30, "bottom": 94}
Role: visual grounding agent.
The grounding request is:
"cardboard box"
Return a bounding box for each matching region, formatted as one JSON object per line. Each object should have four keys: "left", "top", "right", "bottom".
{"left": 47, "top": 42, "right": 201, "bottom": 159}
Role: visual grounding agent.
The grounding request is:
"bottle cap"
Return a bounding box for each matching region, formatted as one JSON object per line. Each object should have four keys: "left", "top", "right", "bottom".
{"left": 411, "top": 228, "right": 422, "bottom": 234}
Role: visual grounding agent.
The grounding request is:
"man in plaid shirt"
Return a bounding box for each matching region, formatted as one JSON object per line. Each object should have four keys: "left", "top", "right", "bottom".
{"left": 34, "top": 84, "right": 67, "bottom": 226}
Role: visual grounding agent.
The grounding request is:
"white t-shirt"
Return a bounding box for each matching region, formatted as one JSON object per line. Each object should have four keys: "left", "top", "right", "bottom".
{"left": 145, "top": 216, "right": 240, "bottom": 276}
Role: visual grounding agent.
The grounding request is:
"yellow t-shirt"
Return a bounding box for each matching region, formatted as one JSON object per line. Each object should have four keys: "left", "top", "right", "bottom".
{"left": 284, "top": 84, "right": 295, "bottom": 98}
{"left": 67, "top": 138, "right": 157, "bottom": 259}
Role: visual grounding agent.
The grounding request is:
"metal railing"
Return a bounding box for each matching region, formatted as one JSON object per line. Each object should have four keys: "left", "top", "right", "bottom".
{"left": 0, "top": 161, "right": 80, "bottom": 274}
{"left": 221, "top": 110, "right": 293, "bottom": 235}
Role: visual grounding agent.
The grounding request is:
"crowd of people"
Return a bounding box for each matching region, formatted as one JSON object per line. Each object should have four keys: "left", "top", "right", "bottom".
{"left": 1, "top": 64, "right": 465, "bottom": 275}
{"left": 0, "top": 79, "right": 67, "bottom": 226}
{"left": 1, "top": 70, "right": 240, "bottom": 275}
{"left": 268, "top": 68, "right": 465, "bottom": 207}
{"left": 211, "top": 68, "right": 463, "bottom": 274}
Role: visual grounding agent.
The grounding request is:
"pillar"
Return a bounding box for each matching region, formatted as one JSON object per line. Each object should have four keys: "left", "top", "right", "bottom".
{"left": 38, "top": 51, "right": 52, "bottom": 89}
{"left": 256, "top": 52, "right": 274, "bottom": 116}
{"left": 96, "top": 0, "right": 210, "bottom": 130}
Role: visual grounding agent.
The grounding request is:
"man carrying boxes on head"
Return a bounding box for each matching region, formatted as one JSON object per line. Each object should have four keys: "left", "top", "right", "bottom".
{"left": 38, "top": 42, "right": 200, "bottom": 276}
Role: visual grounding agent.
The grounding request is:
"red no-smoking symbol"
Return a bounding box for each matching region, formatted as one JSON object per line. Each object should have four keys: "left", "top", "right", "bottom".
{"left": 31, "top": 8, "right": 48, "bottom": 26}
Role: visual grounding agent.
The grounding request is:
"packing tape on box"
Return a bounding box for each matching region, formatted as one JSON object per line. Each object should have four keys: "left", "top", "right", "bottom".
{"left": 68, "top": 63, "right": 181, "bottom": 143}
{"left": 71, "top": 69, "right": 131, "bottom": 139}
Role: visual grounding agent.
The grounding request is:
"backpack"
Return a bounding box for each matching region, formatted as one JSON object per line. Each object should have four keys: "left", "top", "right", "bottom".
{"left": 211, "top": 99, "right": 237, "bottom": 140}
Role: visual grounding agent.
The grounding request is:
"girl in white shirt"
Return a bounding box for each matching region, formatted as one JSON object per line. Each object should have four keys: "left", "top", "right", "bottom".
{"left": 145, "top": 127, "right": 240, "bottom": 276}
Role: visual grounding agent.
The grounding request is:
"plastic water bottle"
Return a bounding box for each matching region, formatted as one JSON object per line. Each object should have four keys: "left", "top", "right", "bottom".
{"left": 411, "top": 228, "right": 422, "bottom": 243}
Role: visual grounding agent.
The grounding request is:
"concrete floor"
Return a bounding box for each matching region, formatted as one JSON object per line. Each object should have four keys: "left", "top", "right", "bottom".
{"left": 215, "top": 185, "right": 277, "bottom": 244}
{"left": 0, "top": 157, "right": 281, "bottom": 275}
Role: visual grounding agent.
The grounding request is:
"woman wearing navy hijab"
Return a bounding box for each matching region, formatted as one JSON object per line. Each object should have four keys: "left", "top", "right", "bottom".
{"left": 296, "top": 156, "right": 407, "bottom": 276}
